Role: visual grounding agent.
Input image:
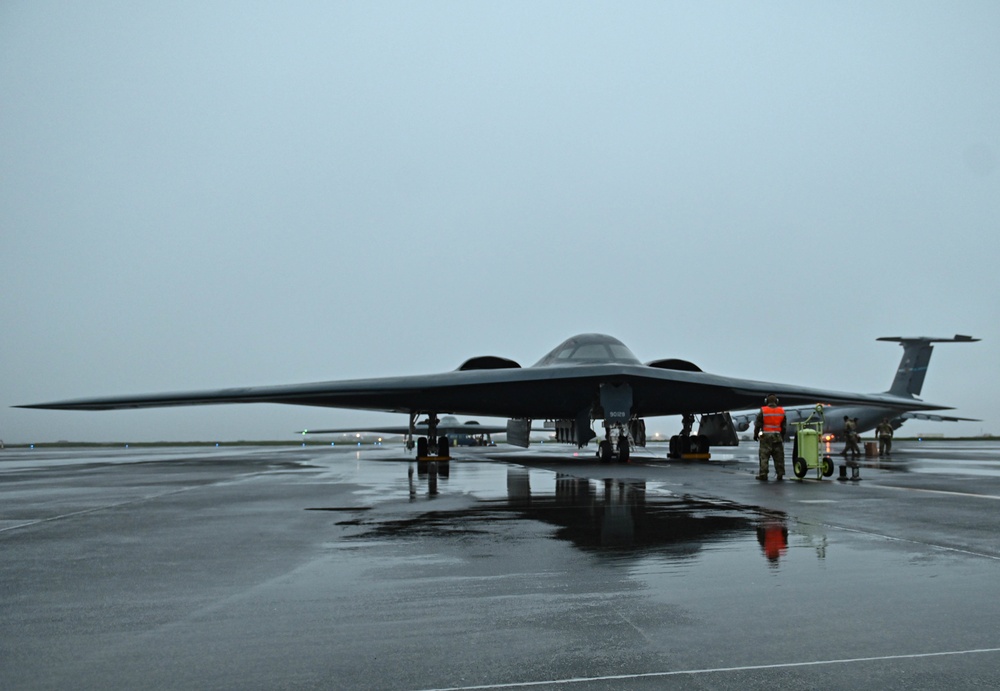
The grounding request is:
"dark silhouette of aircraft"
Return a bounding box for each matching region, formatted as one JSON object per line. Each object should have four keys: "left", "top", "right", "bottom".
{"left": 19, "top": 333, "right": 948, "bottom": 462}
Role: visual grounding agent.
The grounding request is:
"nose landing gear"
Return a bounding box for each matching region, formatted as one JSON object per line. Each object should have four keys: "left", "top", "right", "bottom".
{"left": 597, "top": 425, "right": 632, "bottom": 464}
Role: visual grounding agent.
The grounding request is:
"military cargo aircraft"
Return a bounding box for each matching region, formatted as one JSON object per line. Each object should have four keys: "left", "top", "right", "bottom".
{"left": 728, "top": 335, "right": 979, "bottom": 441}
{"left": 18, "top": 333, "right": 950, "bottom": 462}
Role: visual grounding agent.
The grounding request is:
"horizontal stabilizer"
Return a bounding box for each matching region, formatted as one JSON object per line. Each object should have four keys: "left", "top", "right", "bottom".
{"left": 876, "top": 334, "right": 980, "bottom": 344}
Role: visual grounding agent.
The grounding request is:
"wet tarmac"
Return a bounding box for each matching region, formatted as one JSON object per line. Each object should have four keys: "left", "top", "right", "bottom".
{"left": 3, "top": 440, "right": 1000, "bottom": 690}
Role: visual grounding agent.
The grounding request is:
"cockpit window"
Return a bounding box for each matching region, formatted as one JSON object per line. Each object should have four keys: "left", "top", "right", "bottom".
{"left": 535, "top": 334, "right": 642, "bottom": 366}
{"left": 572, "top": 344, "right": 609, "bottom": 360}
{"left": 608, "top": 344, "right": 636, "bottom": 361}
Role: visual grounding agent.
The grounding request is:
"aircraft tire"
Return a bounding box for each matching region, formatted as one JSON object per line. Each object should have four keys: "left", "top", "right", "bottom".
{"left": 617, "top": 437, "right": 630, "bottom": 463}
{"left": 417, "top": 437, "right": 428, "bottom": 458}
{"left": 793, "top": 458, "right": 808, "bottom": 479}
{"left": 438, "top": 435, "right": 450, "bottom": 458}
{"left": 598, "top": 440, "right": 614, "bottom": 464}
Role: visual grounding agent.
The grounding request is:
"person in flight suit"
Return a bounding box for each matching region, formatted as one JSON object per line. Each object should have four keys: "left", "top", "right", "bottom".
{"left": 841, "top": 416, "right": 861, "bottom": 458}
{"left": 754, "top": 394, "right": 787, "bottom": 481}
{"left": 876, "top": 417, "right": 894, "bottom": 456}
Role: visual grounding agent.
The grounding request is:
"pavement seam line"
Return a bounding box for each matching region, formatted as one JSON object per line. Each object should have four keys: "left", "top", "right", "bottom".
{"left": 413, "top": 646, "right": 1000, "bottom": 690}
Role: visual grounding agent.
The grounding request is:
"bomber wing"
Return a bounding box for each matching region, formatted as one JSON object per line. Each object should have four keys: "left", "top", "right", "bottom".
{"left": 19, "top": 360, "right": 946, "bottom": 420}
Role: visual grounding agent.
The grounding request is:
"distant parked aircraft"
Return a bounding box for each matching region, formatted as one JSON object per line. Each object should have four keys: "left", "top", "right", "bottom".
{"left": 300, "top": 415, "right": 509, "bottom": 448}
{"left": 728, "top": 335, "right": 979, "bottom": 440}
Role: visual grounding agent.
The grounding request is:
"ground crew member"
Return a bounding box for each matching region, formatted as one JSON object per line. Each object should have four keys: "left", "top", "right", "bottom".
{"left": 840, "top": 416, "right": 861, "bottom": 458}
{"left": 754, "top": 394, "right": 786, "bottom": 481}
{"left": 876, "top": 417, "right": 894, "bottom": 456}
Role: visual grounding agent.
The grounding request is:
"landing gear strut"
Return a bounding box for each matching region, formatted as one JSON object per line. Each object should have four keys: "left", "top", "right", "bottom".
{"left": 414, "top": 413, "right": 452, "bottom": 461}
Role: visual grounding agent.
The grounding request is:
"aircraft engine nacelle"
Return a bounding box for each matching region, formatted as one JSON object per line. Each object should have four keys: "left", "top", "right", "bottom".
{"left": 646, "top": 358, "right": 703, "bottom": 372}
{"left": 457, "top": 356, "right": 521, "bottom": 371}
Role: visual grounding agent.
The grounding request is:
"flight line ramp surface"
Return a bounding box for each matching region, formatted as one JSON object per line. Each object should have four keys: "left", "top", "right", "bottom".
{"left": 2, "top": 440, "right": 1000, "bottom": 690}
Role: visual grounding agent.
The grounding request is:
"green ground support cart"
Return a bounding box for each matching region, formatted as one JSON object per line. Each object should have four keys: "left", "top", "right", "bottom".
{"left": 791, "top": 405, "right": 835, "bottom": 480}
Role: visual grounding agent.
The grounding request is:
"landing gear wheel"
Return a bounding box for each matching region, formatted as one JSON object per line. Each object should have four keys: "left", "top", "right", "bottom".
{"left": 821, "top": 456, "right": 834, "bottom": 477}
{"left": 617, "top": 437, "right": 630, "bottom": 463}
{"left": 598, "top": 440, "right": 613, "bottom": 464}
{"left": 437, "top": 435, "right": 450, "bottom": 458}
{"left": 793, "top": 457, "right": 808, "bottom": 479}
{"left": 416, "top": 437, "right": 428, "bottom": 458}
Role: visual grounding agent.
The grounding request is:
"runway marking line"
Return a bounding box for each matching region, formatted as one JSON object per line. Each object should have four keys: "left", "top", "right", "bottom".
{"left": 0, "top": 469, "right": 278, "bottom": 534}
{"left": 0, "top": 486, "right": 200, "bottom": 534}
{"left": 414, "top": 647, "right": 1000, "bottom": 690}
{"left": 822, "top": 522, "right": 1000, "bottom": 561}
{"left": 877, "top": 484, "right": 1000, "bottom": 501}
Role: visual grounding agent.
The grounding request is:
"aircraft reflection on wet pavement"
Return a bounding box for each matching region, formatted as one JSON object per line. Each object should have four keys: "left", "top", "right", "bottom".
{"left": 348, "top": 465, "right": 807, "bottom": 566}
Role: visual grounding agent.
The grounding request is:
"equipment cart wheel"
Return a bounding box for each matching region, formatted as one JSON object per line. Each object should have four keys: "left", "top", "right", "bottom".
{"left": 793, "top": 457, "right": 808, "bottom": 479}
{"left": 821, "top": 456, "right": 835, "bottom": 477}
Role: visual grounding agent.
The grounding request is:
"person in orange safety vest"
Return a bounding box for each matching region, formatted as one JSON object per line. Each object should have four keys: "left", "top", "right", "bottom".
{"left": 753, "top": 394, "right": 787, "bottom": 481}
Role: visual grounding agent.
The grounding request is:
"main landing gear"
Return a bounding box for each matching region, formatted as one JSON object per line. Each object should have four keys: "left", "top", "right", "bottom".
{"left": 416, "top": 435, "right": 450, "bottom": 460}
{"left": 410, "top": 412, "right": 452, "bottom": 461}
{"left": 667, "top": 414, "right": 711, "bottom": 460}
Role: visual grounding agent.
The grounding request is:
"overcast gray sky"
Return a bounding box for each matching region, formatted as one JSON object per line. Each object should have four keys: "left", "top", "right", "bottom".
{"left": 2, "top": 2, "right": 997, "bottom": 444}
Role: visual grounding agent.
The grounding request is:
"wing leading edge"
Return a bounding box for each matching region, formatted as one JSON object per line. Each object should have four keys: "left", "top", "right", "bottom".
{"left": 19, "top": 337, "right": 947, "bottom": 420}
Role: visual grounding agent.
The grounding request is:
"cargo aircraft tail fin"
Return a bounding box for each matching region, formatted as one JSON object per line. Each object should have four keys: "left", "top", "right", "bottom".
{"left": 877, "top": 335, "right": 979, "bottom": 398}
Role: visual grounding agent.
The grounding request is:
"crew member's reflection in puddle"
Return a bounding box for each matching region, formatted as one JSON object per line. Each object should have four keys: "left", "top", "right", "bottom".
{"left": 756, "top": 517, "right": 789, "bottom": 567}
